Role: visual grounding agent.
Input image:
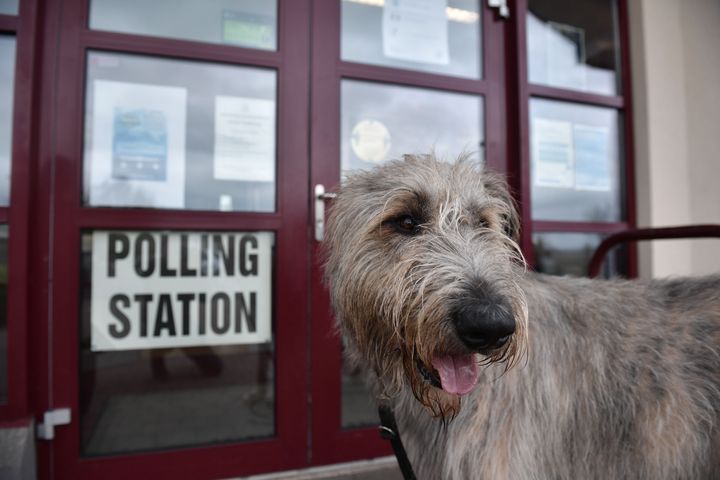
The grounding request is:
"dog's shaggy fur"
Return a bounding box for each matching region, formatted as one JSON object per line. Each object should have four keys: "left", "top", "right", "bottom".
{"left": 323, "top": 154, "right": 720, "bottom": 479}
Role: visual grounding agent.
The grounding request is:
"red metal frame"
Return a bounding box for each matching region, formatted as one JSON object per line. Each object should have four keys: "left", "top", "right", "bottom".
{"left": 309, "top": 0, "right": 509, "bottom": 466}
{"left": 0, "top": 15, "right": 18, "bottom": 32}
{"left": 588, "top": 225, "right": 720, "bottom": 278}
{"left": 511, "top": 0, "right": 636, "bottom": 273}
{"left": 32, "top": 0, "right": 312, "bottom": 478}
{"left": 0, "top": 0, "right": 38, "bottom": 421}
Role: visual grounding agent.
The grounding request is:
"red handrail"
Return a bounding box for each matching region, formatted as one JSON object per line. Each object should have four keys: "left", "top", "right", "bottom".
{"left": 588, "top": 225, "right": 720, "bottom": 278}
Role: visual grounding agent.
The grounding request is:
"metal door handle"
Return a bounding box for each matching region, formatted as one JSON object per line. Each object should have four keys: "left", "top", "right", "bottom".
{"left": 315, "top": 184, "right": 337, "bottom": 242}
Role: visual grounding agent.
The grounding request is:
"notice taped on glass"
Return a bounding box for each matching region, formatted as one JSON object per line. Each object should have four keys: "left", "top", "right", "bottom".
{"left": 213, "top": 96, "right": 276, "bottom": 183}
{"left": 90, "top": 230, "right": 273, "bottom": 351}
{"left": 88, "top": 80, "right": 187, "bottom": 209}
{"left": 382, "top": 0, "right": 449, "bottom": 65}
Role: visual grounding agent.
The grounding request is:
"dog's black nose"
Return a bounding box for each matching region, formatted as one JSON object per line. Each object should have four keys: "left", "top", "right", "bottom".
{"left": 452, "top": 293, "right": 516, "bottom": 352}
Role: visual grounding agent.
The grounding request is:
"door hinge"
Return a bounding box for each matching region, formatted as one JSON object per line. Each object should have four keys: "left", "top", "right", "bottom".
{"left": 488, "top": 0, "right": 510, "bottom": 18}
{"left": 36, "top": 408, "right": 71, "bottom": 440}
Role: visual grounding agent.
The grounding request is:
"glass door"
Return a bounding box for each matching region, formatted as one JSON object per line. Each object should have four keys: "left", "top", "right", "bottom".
{"left": 43, "top": 0, "right": 312, "bottom": 478}
{"left": 310, "top": 0, "right": 510, "bottom": 465}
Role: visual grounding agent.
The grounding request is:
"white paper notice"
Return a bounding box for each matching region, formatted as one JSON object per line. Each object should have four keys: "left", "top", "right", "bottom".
{"left": 383, "top": 0, "right": 449, "bottom": 65}
{"left": 532, "top": 118, "right": 574, "bottom": 188}
{"left": 573, "top": 124, "right": 611, "bottom": 191}
{"left": 90, "top": 230, "right": 274, "bottom": 351}
{"left": 214, "top": 96, "right": 276, "bottom": 183}
{"left": 88, "top": 80, "right": 187, "bottom": 209}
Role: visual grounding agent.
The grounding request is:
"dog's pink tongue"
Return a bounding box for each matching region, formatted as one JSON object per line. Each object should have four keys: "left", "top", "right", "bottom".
{"left": 431, "top": 354, "right": 479, "bottom": 395}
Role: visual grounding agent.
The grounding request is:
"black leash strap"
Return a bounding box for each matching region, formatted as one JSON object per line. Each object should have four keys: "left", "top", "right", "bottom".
{"left": 378, "top": 405, "right": 417, "bottom": 480}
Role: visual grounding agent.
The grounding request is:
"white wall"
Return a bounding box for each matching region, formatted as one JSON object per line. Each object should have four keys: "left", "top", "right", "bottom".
{"left": 629, "top": 0, "right": 720, "bottom": 278}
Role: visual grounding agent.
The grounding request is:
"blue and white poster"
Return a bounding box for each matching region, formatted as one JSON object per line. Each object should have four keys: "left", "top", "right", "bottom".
{"left": 88, "top": 80, "right": 187, "bottom": 209}
{"left": 112, "top": 108, "right": 168, "bottom": 182}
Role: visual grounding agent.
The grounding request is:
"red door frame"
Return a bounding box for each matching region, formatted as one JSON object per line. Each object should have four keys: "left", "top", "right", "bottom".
{"left": 0, "top": 0, "right": 38, "bottom": 422}
{"left": 32, "top": 0, "right": 312, "bottom": 478}
{"left": 309, "top": 0, "right": 510, "bottom": 465}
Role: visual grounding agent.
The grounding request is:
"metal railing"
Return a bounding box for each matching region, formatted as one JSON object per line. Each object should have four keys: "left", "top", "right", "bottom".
{"left": 588, "top": 225, "right": 720, "bottom": 278}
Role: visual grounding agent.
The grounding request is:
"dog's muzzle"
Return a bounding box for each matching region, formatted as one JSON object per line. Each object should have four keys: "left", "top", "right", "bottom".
{"left": 452, "top": 285, "right": 516, "bottom": 353}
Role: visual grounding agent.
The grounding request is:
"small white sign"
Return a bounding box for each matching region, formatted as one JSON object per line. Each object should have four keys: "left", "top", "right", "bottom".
{"left": 382, "top": 0, "right": 449, "bottom": 65}
{"left": 214, "top": 96, "right": 276, "bottom": 182}
{"left": 90, "top": 230, "right": 273, "bottom": 351}
{"left": 532, "top": 118, "right": 574, "bottom": 188}
{"left": 88, "top": 80, "right": 187, "bottom": 209}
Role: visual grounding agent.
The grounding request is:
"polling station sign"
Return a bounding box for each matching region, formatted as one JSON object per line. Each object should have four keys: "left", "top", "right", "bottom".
{"left": 91, "top": 230, "right": 273, "bottom": 351}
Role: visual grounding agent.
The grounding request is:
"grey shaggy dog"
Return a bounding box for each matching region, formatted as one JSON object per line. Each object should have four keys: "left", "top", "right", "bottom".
{"left": 323, "top": 154, "right": 720, "bottom": 480}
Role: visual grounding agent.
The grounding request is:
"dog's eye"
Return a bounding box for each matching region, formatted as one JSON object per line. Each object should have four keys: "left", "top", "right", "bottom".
{"left": 391, "top": 215, "right": 419, "bottom": 234}
{"left": 478, "top": 218, "right": 489, "bottom": 228}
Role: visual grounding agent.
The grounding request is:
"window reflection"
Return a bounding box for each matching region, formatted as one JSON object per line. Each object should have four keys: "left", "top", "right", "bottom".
{"left": 527, "top": 0, "right": 620, "bottom": 95}
{"left": 341, "top": 350, "right": 377, "bottom": 429}
{"left": 0, "top": 0, "right": 18, "bottom": 15}
{"left": 342, "top": 0, "right": 482, "bottom": 79}
{"left": 533, "top": 232, "right": 626, "bottom": 278}
{"left": 89, "top": 0, "right": 277, "bottom": 51}
{"left": 83, "top": 51, "right": 277, "bottom": 212}
{"left": 530, "top": 98, "right": 623, "bottom": 222}
{"left": 0, "top": 35, "right": 16, "bottom": 206}
{"left": 341, "top": 79, "right": 483, "bottom": 173}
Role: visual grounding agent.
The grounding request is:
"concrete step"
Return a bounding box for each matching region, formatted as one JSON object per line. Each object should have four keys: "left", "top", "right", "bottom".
{"left": 236, "top": 456, "right": 403, "bottom": 480}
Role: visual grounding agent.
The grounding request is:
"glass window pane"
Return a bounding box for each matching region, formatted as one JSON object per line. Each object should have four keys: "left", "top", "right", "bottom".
{"left": 341, "top": 350, "right": 377, "bottom": 429}
{"left": 341, "top": 80, "right": 482, "bottom": 427}
{"left": 341, "top": 79, "right": 483, "bottom": 173}
{"left": 80, "top": 230, "right": 275, "bottom": 455}
{"left": 0, "top": 0, "right": 18, "bottom": 15}
{"left": 527, "top": 0, "right": 620, "bottom": 95}
{"left": 83, "top": 51, "right": 277, "bottom": 212}
{"left": 89, "top": 0, "right": 277, "bottom": 51}
{"left": 533, "top": 232, "right": 626, "bottom": 277}
{"left": 0, "top": 35, "right": 16, "bottom": 206}
{"left": 0, "top": 226, "right": 7, "bottom": 403}
{"left": 530, "top": 98, "right": 623, "bottom": 222}
{"left": 342, "top": 0, "right": 481, "bottom": 79}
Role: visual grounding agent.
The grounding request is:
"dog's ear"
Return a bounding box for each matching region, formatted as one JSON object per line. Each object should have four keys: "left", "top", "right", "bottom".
{"left": 483, "top": 173, "right": 520, "bottom": 242}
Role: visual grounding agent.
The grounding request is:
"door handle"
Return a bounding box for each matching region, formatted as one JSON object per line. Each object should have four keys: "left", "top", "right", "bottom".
{"left": 315, "top": 184, "right": 337, "bottom": 242}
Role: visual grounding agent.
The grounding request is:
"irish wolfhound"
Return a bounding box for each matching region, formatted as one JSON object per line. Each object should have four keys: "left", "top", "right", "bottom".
{"left": 323, "top": 154, "right": 720, "bottom": 479}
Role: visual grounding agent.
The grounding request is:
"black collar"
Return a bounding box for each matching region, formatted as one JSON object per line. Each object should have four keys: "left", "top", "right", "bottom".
{"left": 378, "top": 405, "right": 417, "bottom": 480}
